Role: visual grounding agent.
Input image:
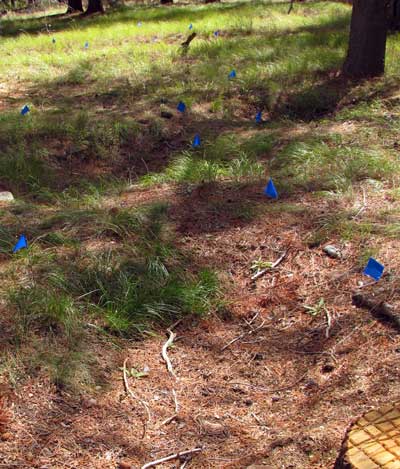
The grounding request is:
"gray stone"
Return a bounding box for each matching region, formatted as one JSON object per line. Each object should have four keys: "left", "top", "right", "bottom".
{"left": 0, "top": 191, "right": 14, "bottom": 203}
{"left": 323, "top": 244, "right": 341, "bottom": 259}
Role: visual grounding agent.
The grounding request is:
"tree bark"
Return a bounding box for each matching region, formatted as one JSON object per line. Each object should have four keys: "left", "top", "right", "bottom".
{"left": 342, "top": 0, "right": 388, "bottom": 79}
{"left": 86, "top": 0, "right": 104, "bottom": 13}
{"left": 67, "top": 0, "right": 83, "bottom": 12}
{"left": 160, "top": 0, "right": 173, "bottom": 4}
{"left": 388, "top": 0, "right": 400, "bottom": 30}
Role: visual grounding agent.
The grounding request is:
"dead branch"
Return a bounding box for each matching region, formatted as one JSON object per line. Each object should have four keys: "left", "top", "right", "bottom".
{"left": 325, "top": 309, "right": 332, "bottom": 338}
{"left": 141, "top": 448, "right": 202, "bottom": 469}
{"left": 181, "top": 32, "right": 197, "bottom": 49}
{"left": 172, "top": 388, "right": 179, "bottom": 413}
{"left": 287, "top": 0, "right": 294, "bottom": 14}
{"left": 352, "top": 186, "right": 367, "bottom": 219}
{"left": 251, "top": 412, "right": 267, "bottom": 427}
{"left": 352, "top": 293, "right": 400, "bottom": 331}
{"left": 123, "top": 358, "right": 151, "bottom": 438}
{"left": 229, "top": 372, "right": 308, "bottom": 393}
{"left": 160, "top": 388, "right": 180, "bottom": 426}
{"left": 160, "top": 414, "right": 178, "bottom": 426}
{"left": 162, "top": 329, "right": 178, "bottom": 379}
{"left": 251, "top": 251, "right": 287, "bottom": 281}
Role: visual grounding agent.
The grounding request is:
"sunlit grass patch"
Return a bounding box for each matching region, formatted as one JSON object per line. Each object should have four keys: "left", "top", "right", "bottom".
{"left": 270, "top": 135, "right": 399, "bottom": 194}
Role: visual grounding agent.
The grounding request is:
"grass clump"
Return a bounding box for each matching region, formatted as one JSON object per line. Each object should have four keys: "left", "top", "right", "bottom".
{"left": 1, "top": 203, "right": 220, "bottom": 388}
{"left": 270, "top": 136, "right": 399, "bottom": 194}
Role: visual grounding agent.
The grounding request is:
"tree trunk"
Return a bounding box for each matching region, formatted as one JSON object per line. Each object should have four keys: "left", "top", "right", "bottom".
{"left": 86, "top": 0, "right": 103, "bottom": 13}
{"left": 67, "top": 0, "right": 83, "bottom": 12}
{"left": 342, "top": 0, "right": 388, "bottom": 79}
{"left": 388, "top": 0, "right": 400, "bottom": 30}
{"left": 160, "top": 0, "right": 173, "bottom": 4}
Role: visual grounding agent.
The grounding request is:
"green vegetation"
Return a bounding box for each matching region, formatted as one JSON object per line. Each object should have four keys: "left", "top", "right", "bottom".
{"left": 1, "top": 0, "right": 400, "bottom": 391}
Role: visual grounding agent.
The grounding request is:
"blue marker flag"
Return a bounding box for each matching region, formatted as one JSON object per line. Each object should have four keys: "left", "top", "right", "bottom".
{"left": 214, "top": 30, "right": 220, "bottom": 37}
{"left": 177, "top": 101, "right": 186, "bottom": 113}
{"left": 21, "top": 105, "right": 30, "bottom": 116}
{"left": 52, "top": 38, "right": 56, "bottom": 44}
{"left": 84, "top": 41, "right": 89, "bottom": 49}
{"left": 13, "top": 235, "right": 28, "bottom": 253}
{"left": 228, "top": 69, "right": 236, "bottom": 79}
{"left": 363, "top": 257, "right": 384, "bottom": 281}
{"left": 189, "top": 23, "right": 193, "bottom": 30}
{"left": 255, "top": 111, "right": 262, "bottom": 123}
{"left": 192, "top": 134, "right": 201, "bottom": 148}
{"left": 264, "top": 179, "right": 278, "bottom": 199}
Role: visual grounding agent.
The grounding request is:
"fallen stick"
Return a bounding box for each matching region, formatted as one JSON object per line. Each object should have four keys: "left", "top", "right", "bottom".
{"left": 352, "top": 186, "right": 367, "bottom": 220}
{"left": 123, "top": 358, "right": 151, "bottom": 438}
{"left": 141, "top": 448, "right": 202, "bottom": 469}
{"left": 172, "top": 388, "right": 179, "bottom": 413}
{"left": 221, "top": 320, "right": 266, "bottom": 352}
{"left": 229, "top": 372, "right": 308, "bottom": 393}
{"left": 160, "top": 388, "right": 180, "bottom": 426}
{"left": 352, "top": 293, "right": 400, "bottom": 331}
{"left": 325, "top": 309, "right": 332, "bottom": 338}
{"left": 251, "top": 251, "right": 287, "bottom": 281}
{"left": 162, "top": 329, "right": 178, "bottom": 379}
{"left": 181, "top": 32, "right": 197, "bottom": 51}
{"left": 160, "top": 414, "right": 178, "bottom": 426}
{"left": 251, "top": 412, "right": 267, "bottom": 427}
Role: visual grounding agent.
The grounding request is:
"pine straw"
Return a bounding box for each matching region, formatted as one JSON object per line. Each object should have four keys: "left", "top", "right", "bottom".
{"left": 2, "top": 183, "right": 400, "bottom": 468}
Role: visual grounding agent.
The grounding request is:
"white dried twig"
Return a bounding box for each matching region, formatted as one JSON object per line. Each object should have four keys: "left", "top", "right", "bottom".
{"left": 172, "top": 388, "right": 179, "bottom": 413}
{"left": 352, "top": 186, "right": 367, "bottom": 219}
{"left": 221, "top": 320, "right": 266, "bottom": 352}
{"left": 160, "top": 387, "right": 180, "bottom": 426}
{"left": 123, "top": 358, "right": 151, "bottom": 437}
{"left": 251, "top": 251, "right": 287, "bottom": 281}
{"left": 162, "top": 330, "right": 178, "bottom": 379}
{"left": 141, "top": 448, "right": 202, "bottom": 469}
{"left": 251, "top": 412, "right": 266, "bottom": 426}
{"left": 325, "top": 309, "right": 332, "bottom": 338}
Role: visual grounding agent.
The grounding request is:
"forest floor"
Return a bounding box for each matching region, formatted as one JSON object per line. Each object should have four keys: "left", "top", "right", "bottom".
{"left": 1, "top": 1, "right": 400, "bottom": 468}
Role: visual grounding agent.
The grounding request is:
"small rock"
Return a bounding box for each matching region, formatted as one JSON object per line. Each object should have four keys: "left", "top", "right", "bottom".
{"left": 161, "top": 111, "right": 173, "bottom": 119}
{"left": 232, "top": 385, "right": 247, "bottom": 394}
{"left": 0, "top": 191, "right": 14, "bottom": 203}
{"left": 271, "top": 396, "right": 280, "bottom": 402}
{"left": 244, "top": 399, "right": 253, "bottom": 406}
{"left": 304, "top": 379, "right": 318, "bottom": 389}
{"left": 87, "top": 398, "right": 97, "bottom": 407}
{"left": 323, "top": 245, "right": 341, "bottom": 259}
{"left": 321, "top": 363, "right": 335, "bottom": 373}
{"left": 197, "top": 418, "right": 227, "bottom": 436}
{"left": 253, "top": 353, "right": 264, "bottom": 361}
{"left": 118, "top": 462, "right": 131, "bottom": 469}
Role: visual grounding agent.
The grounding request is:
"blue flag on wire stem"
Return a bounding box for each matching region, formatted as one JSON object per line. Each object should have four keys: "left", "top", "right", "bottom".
{"left": 13, "top": 235, "right": 28, "bottom": 253}
{"left": 192, "top": 134, "right": 201, "bottom": 148}
{"left": 21, "top": 105, "right": 30, "bottom": 116}
{"left": 52, "top": 38, "right": 56, "bottom": 44}
{"left": 214, "top": 30, "right": 220, "bottom": 37}
{"left": 363, "top": 257, "right": 384, "bottom": 281}
{"left": 255, "top": 111, "right": 262, "bottom": 123}
{"left": 228, "top": 69, "right": 236, "bottom": 79}
{"left": 84, "top": 41, "right": 89, "bottom": 49}
{"left": 189, "top": 23, "right": 193, "bottom": 30}
{"left": 177, "top": 101, "right": 186, "bottom": 113}
{"left": 264, "top": 179, "right": 278, "bottom": 199}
